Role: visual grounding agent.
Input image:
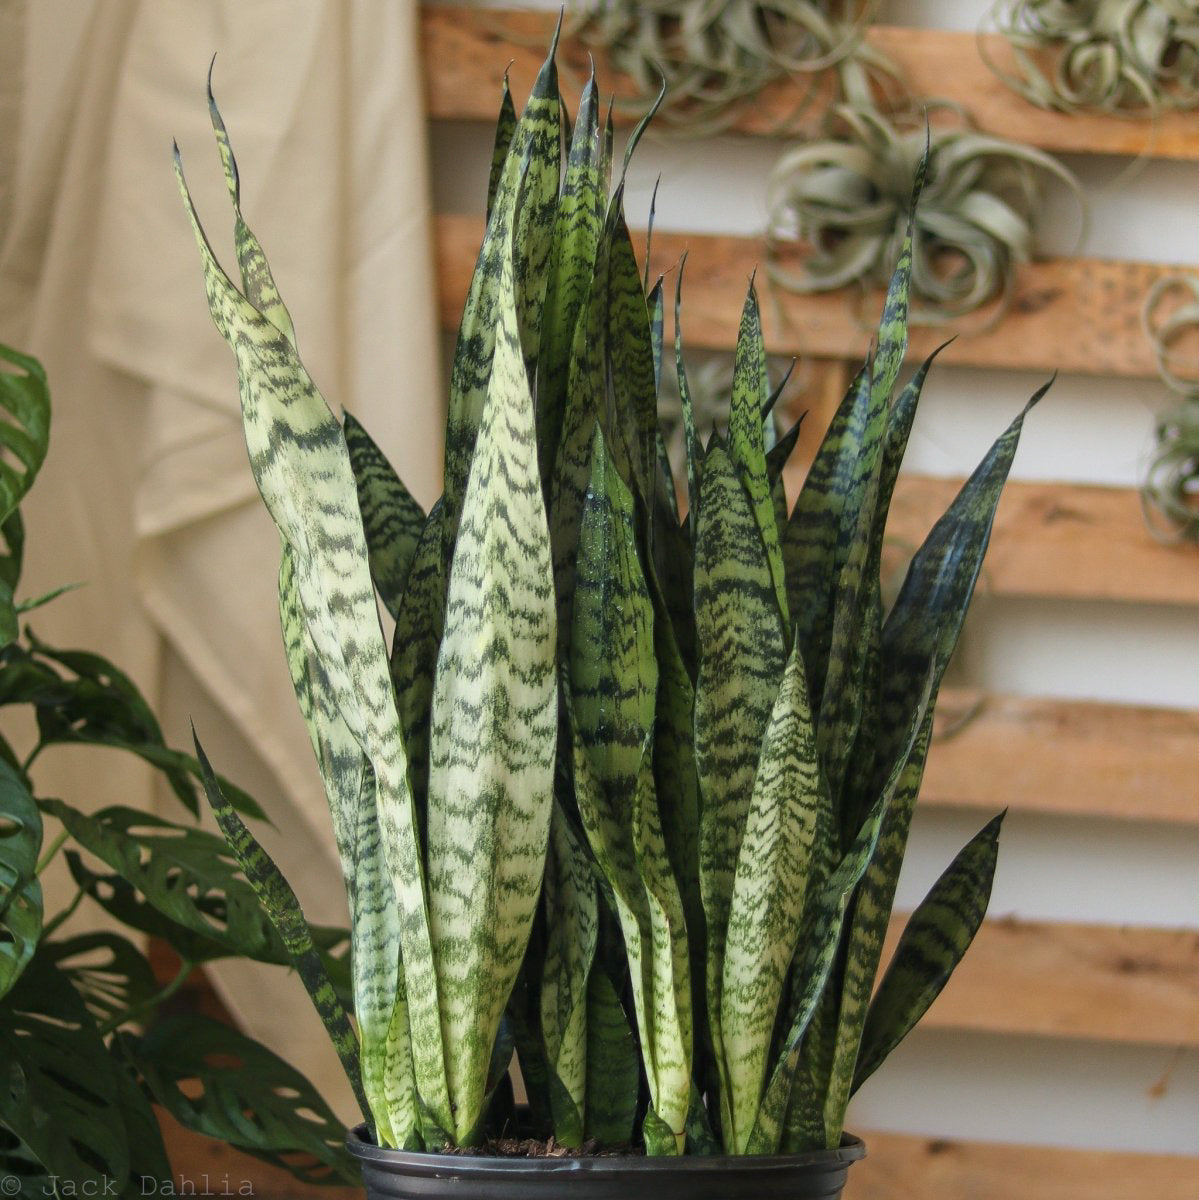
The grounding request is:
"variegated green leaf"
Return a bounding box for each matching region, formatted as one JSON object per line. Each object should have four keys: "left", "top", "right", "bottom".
{"left": 175, "top": 136, "right": 451, "bottom": 1133}
{"left": 720, "top": 641, "right": 824, "bottom": 1152}
{"left": 693, "top": 438, "right": 787, "bottom": 1131}
{"left": 728, "top": 283, "right": 788, "bottom": 628}
{"left": 487, "top": 72, "right": 517, "bottom": 223}
{"left": 0, "top": 759, "right": 41, "bottom": 1002}
{"left": 536, "top": 68, "right": 603, "bottom": 486}
{"left": 631, "top": 744, "right": 692, "bottom": 1155}
{"left": 745, "top": 677, "right": 933, "bottom": 1154}
{"left": 782, "top": 361, "right": 869, "bottom": 705}
{"left": 444, "top": 32, "right": 562, "bottom": 527}
{"left": 192, "top": 733, "right": 369, "bottom": 1123}
{"left": 853, "top": 811, "right": 1003, "bottom": 1093}
{"left": 342, "top": 412, "right": 426, "bottom": 620}
{"left": 279, "top": 544, "right": 413, "bottom": 1145}
{"left": 426, "top": 204, "right": 558, "bottom": 1142}
{"left": 606, "top": 201, "right": 658, "bottom": 503}
{"left": 541, "top": 802, "right": 598, "bottom": 1146}
{"left": 583, "top": 963, "right": 639, "bottom": 1146}
{"left": 390, "top": 498, "right": 448, "bottom": 831}
{"left": 673, "top": 257, "right": 700, "bottom": 536}
{"left": 549, "top": 224, "right": 608, "bottom": 647}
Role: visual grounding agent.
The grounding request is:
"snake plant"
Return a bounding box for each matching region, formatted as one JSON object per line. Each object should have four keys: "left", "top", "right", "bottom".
{"left": 175, "top": 34, "right": 1045, "bottom": 1157}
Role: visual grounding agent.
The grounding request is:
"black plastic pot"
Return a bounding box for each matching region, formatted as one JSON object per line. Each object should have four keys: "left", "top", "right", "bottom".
{"left": 346, "top": 1125, "right": 865, "bottom": 1200}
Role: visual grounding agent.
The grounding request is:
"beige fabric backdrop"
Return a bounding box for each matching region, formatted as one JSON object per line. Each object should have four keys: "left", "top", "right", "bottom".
{"left": 0, "top": 0, "right": 444, "bottom": 1117}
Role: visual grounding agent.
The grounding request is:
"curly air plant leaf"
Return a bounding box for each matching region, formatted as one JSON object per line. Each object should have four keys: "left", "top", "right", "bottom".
{"left": 765, "top": 108, "right": 1082, "bottom": 324}
{"left": 987, "top": 0, "right": 1199, "bottom": 115}
{"left": 1141, "top": 273, "right": 1199, "bottom": 541}
{"left": 569, "top": 0, "right": 897, "bottom": 133}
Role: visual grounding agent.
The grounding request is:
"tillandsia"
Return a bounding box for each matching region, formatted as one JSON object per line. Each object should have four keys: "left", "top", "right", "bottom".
{"left": 765, "top": 106, "right": 1082, "bottom": 323}
{"left": 567, "top": 0, "right": 898, "bottom": 133}
{"left": 986, "top": 0, "right": 1199, "bottom": 115}
{"left": 175, "top": 32, "right": 1048, "bottom": 1157}
{"left": 1140, "top": 274, "right": 1199, "bottom": 541}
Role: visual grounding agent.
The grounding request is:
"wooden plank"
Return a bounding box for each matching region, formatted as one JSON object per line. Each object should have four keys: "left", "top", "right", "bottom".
{"left": 423, "top": 6, "right": 1199, "bottom": 161}
{"left": 436, "top": 213, "right": 1171, "bottom": 379}
{"left": 886, "top": 475, "right": 1199, "bottom": 607}
{"left": 882, "top": 914, "right": 1199, "bottom": 1047}
{"left": 925, "top": 689, "right": 1199, "bottom": 826}
{"left": 846, "top": 1131, "right": 1199, "bottom": 1200}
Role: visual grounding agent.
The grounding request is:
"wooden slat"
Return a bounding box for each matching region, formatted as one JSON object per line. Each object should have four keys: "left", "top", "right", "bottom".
{"left": 925, "top": 689, "right": 1199, "bottom": 826}
{"left": 882, "top": 914, "right": 1199, "bottom": 1047}
{"left": 886, "top": 475, "right": 1199, "bottom": 607}
{"left": 846, "top": 1131, "right": 1199, "bottom": 1200}
{"left": 423, "top": 6, "right": 1199, "bottom": 161}
{"left": 436, "top": 213, "right": 1173, "bottom": 379}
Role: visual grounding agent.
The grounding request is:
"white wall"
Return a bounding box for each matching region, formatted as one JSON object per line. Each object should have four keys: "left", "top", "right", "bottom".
{"left": 431, "top": 0, "right": 1199, "bottom": 1155}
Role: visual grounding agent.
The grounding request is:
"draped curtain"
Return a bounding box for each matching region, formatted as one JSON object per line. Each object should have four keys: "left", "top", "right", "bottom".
{"left": 0, "top": 0, "right": 444, "bottom": 1116}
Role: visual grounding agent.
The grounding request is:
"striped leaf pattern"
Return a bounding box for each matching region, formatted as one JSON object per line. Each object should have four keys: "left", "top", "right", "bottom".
{"left": 278, "top": 542, "right": 413, "bottom": 1143}
{"left": 179, "top": 43, "right": 1036, "bottom": 1156}
{"left": 176, "top": 130, "right": 452, "bottom": 1134}
{"left": 853, "top": 812, "right": 1004, "bottom": 1092}
{"left": 426, "top": 201, "right": 558, "bottom": 1141}
{"left": 444, "top": 27, "right": 561, "bottom": 527}
{"left": 693, "top": 440, "right": 787, "bottom": 1129}
{"left": 719, "top": 641, "right": 824, "bottom": 1151}
{"left": 343, "top": 412, "right": 426, "bottom": 619}
{"left": 536, "top": 69, "right": 603, "bottom": 485}
{"left": 192, "top": 733, "right": 369, "bottom": 1123}
{"left": 540, "top": 802, "right": 598, "bottom": 1146}
{"left": 728, "top": 284, "right": 788, "bottom": 628}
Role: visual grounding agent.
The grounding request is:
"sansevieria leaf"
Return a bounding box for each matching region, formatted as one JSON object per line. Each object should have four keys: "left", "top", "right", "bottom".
{"left": 426, "top": 184, "right": 558, "bottom": 1141}
{"left": 343, "top": 412, "right": 426, "bottom": 620}
{"left": 720, "top": 641, "right": 824, "bottom": 1152}
{"left": 193, "top": 733, "right": 369, "bottom": 1123}
{"left": 693, "top": 438, "right": 787, "bottom": 1132}
{"left": 853, "top": 811, "right": 1004, "bottom": 1092}
{"left": 176, "top": 125, "right": 451, "bottom": 1134}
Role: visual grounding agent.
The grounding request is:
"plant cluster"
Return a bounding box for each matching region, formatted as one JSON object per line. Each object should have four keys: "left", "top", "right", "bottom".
{"left": 988, "top": 0, "right": 1199, "bottom": 115}
{"left": 175, "top": 37, "right": 1044, "bottom": 1159}
{"left": 765, "top": 107, "right": 1081, "bottom": 323}
{"left": 569, "top": 0, "right": 891, "bottom": 133}
{"left": 0, "top": 348, "right": 357, "bottom": 1197}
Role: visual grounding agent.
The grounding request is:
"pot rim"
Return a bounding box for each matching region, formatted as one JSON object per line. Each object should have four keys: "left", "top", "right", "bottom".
{"left": 345, "top": 1124, "right": 865, "bottom": 1177}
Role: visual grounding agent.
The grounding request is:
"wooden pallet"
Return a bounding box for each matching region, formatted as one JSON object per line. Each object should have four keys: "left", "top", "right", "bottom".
{"left": 437, "top": 213, "right": 1176, "bottom": 380}
{"left": 423, "top": 6, "right": 1199, "bottom": 161}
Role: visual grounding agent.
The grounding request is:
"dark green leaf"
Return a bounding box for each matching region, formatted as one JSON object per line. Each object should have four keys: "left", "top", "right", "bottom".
{"left": 343, "top": 412, "right": 426, "bottom": 620}
{"left": 854, "top": 811, "right": 1004, "bottom": 1092}
{"left": 0, "top": 346, "right": 50, "bottom": 531}
{"left": 0, "top": 761, "right": 41, "bottom": 1002}
{"left": 193, "top": 732, "right": 368, "bottom": 1121}
{"left": 119, "top": 1014, "right": 358, "bottom": 1184}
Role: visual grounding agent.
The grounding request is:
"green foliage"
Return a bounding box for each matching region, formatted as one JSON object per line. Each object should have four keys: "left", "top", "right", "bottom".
{"left": 178, "top": 40, "right": 1044, "bottom": 1157}
{"left": 0, "top": 347, "right": 359, "bottom": 1196}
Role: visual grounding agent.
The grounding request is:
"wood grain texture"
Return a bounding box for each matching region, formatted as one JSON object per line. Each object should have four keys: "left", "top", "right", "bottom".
{"left": 925, "top": 688, "right": 1199, "bottom": 826}
{"left": 437, "top": 214, "right": 1173, "bottom": 379}
{"left": 882, "top": 914, "right": 1199, "bottom": 1047}
{"left": 423, "top": 6, "right": 1199, "bottom": 161}
{"left": 886, "top": 475, "right": 1199, "bottom": 607}
{"left": 846, "top": 1132, "right": 1199, "bottom": 1200}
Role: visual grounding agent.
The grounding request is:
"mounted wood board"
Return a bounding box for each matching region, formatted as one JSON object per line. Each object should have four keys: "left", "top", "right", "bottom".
{"left": 422, "top": 6, "right": 1199, "bottom": 161}
{"left": 925, "top": 689, "right": 1199, "bottom": 826}
{"left": 885, "top": 476, "right": 1199, "bottom": 608}
{"left": 882, "top": 913, "right": 1199, "bottom": 1047}
{"left": 846, "top": 1132, "right": 1199, "bottom": 1200}
{"left": 436, "top": 213, "right": 1171, "bottom": 379}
